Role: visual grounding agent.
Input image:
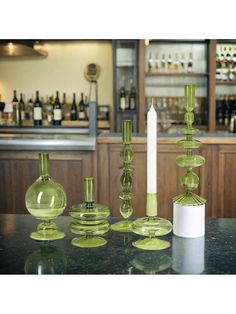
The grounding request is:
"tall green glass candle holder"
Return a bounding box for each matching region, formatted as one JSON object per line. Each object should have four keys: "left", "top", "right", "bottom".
{"left": 132, "top": 103, "right": 172, "bottom": 250}
{"left": 111, "top": 120, "right": 134, "bottom": 232}
{"left": 25, "top": 152, "right": 67, "bottom": 241}
{"left": 173, "top": 84, "right": 206, "bottom": 238}
{"left": 69, "top": 177, "right": 110, "bottom": 248}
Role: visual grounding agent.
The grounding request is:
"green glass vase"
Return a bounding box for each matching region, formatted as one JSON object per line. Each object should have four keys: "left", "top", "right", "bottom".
{"left": 25, "top": 152, "right": 67, "bottom": 241}
{"left": 69, "top": 177, "right": 110, "bottom": 248}
{"left": 24, "top": 245, "right": 67, "bottom": 274}
{"left": 111, "top": 120, "right": 134, "bottom": 232}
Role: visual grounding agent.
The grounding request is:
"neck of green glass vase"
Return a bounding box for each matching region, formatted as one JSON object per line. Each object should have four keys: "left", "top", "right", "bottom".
{"left": 39, "top": 153, "right": 50, "bottom": 178}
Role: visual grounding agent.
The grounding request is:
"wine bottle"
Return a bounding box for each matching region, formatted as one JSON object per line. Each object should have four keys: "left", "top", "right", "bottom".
{"left": 174, "top": 53, "right": 180, "bottom": 72}
{"left": 19, "top": 93, "right": 25, "bottom": 123}
{"left": 148, "top": 52, "right": 153, "bottom": 72}
{"left": 78, "top": 93, "right": 86, "bottom": 120}
{"left": 84, "top": 95, "right": 89, "bottom": 120}
{"left": 154, "top": 53, "right": 160, "bottom": 71}
{"left": 53, "top": 91, "right": 62, "bottom": 125}
{"left": 119, "top": 86, "right": 126, "bottom": 111}
{"left": 12, "top": 90, "right": 19, "bottom": 125}
{"left": 187, "top": 52, "right": 193, "bottom": 73}
{"left": 62, "top": 93, "right": 67, "bottom": 120}
{"left": 161, "top": 54, "right": 166, "bottom": 71}
{"left": 180, "top": 53, "right": 185, "bottom": 72}
{"left": 129, "top": 86, "right": 136, "bottom": 110}
{"left": 71, "top": 93, "right": 78, "bottom": 120}
{"left": 167, "top": 53, "right": 173, "bottom": 70}
{"left": 33, "top": 91, "right": 42, "bottom": 126}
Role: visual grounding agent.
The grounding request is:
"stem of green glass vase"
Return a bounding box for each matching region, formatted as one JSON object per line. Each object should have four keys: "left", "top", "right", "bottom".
{"left": 122, "top": 120, "right": 132, "bottom": 144}
{"left": 84, "top": 177, "right": 94, "bottom": 209}
{"left": 39, "top": 152, "right": 50, "bottom": 178}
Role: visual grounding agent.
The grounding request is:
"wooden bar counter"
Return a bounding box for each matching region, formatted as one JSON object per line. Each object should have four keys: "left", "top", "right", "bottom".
{"left": 0, "top": 132, "right": 236, "bottom": 218}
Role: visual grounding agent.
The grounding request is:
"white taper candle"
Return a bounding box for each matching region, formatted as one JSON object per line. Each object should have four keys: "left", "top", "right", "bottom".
{"left": 147, "top": 102, "right": 157, "bottom": 195}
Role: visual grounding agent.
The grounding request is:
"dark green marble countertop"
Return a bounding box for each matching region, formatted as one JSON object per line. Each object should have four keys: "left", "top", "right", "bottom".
{"left": 0, "top": 214, "right": 235, "bottom": 274}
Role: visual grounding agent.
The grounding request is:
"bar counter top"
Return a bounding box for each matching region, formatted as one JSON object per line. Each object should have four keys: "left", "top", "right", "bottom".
{"left": 0, "top": 214, "right": 235, "bottom": 274}
{"left": 97, "top": 132, "right": 236, "bottom": 144}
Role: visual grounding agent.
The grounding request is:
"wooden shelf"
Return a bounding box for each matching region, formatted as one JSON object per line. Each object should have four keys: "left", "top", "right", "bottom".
{"left": 145, "top": 72, "right": 209, "bottom": 77}
{"left": 22, "top": 120, "right": 110, "bottom": 129}
{"left": 216, "top": 81, "right": 236, "bottom": 85}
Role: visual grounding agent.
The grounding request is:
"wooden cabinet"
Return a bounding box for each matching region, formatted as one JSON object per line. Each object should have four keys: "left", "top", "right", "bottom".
{"left": 0, "top": 151, "right": 96, "bottom": 215}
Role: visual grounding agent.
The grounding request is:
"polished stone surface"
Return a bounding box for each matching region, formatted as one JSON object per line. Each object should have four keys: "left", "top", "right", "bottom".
{"left": 0, "top": 214, "right": 235, "bottom": 274}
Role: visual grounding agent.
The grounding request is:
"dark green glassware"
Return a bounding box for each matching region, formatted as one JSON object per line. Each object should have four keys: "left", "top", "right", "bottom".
{"left": 25, "top": 152, "right": 67, "bottom": 241}
{"left": 173, "top": 84, "right": 206, "bottom": 205}
{"left": 111, "top": 120, "right": 134, "bottom": 232}
{"left": 69, "top": 177, "right": 110, "bottom": 248}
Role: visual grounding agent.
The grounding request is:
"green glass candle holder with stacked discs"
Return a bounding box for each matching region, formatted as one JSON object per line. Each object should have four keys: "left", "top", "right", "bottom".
{"left": 25, "top": 152, "right": 67, "bottom": 241}
{"left": 111, "top": 120, "right": 134, "bottom": 232}
{"left": 69, "top": 177, "right": 110, "bottom": 248}
{"left": 173, "top": 84, "right": 206, "bottom": 206}
{"left": 132, "top": 194, "right": 172, "bottom": 250}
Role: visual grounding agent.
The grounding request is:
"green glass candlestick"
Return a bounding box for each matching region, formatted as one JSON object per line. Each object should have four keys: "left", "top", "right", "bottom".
{"left": 132, "top": 194, "right": 172, "bottom": 250}
{"left": 173, "top": 85, "right": 206, "bottom": 206}
{"left": 111, "top": 120, "right": 134, "bottom": 232}
{"left": 69, "top": 177, "right": 110, "bottom": 248}
{"left": 25, "top": 152, "right": 67, "bottom": 241}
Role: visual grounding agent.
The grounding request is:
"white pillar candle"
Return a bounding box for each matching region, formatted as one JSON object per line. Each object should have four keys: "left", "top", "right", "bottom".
{"left": 147, "top": 103, "right": 157, "bottom": 195}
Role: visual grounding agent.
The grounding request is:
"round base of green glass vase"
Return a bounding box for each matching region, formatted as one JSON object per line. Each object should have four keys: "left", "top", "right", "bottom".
{"left": 71, "top": 236, "right": 107, "bottom": 248}
{"left": 132, "top": 216, "right": 172, "bottom": 237}
{"left": 70, "top": 220, "right": 109, "bottom": 236}
{"left": 110, "top": 219, "right": 133, "bottom": 233}
{"left": 132, "top": 237, "right": 170, "bottom": 251}
{"left": 30, "top": 230, "right": 65, "bottom": 241}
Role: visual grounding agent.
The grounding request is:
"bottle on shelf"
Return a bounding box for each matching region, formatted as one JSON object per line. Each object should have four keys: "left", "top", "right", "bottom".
{"left": 62, "top": 93, "right": 67, "bottom": 121}
{"left": 174, "top": 53, "right": 180, "bottom": 72}
{"left": 33, "top": 91, "right": 42, "bottom": 126}
{"left": 71, "top": 93, "right": 78, "bottom": 120}
{"left": 53, "top": 91, "right": 62, "bottom": 126}
{"left": 19, "top": 93, "right": 25, "bottom": 123}
{"left": 180, "top": 53, "right": 185, "bottom": 72}
{"left": 84, "top": 95, "right": 89, "bottom": 120}
{"left": 154, "top": 53, "right": 160, "bottom": 71}
{"left": 12, "top": 90, "right": 20, "bottom": 125}
{"left": 187, "top": 52, "right": 193, "bottom": 73}
{"left": 78, "top": 93, "right": 86, "bottom": 120}
{"left": 26, "top": 96, "right": 34, "bottom": 120}
{"left": 216, "top": 49, "right": 221, "bottom": 80}
{"left": 167, "top": 53, "right": 173, "bottom": 71}
{"left": 129, "top": 85, "right": 136, "bottom": 110}
{"left": 161, "top": 53, "right": 167, "bottom": 71}
{"left": 0, "top": 94, "right": 5, "bottom": 125}
{"left": 119, "top": 86, "right": 126, "bottom": 111}
{"left": 148, "top": 52, "right": 153, "bottom": 72}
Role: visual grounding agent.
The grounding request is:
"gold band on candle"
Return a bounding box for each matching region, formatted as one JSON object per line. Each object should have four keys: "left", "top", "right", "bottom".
{"left": 146, "top": 193, "right": 157, "bottom": 217}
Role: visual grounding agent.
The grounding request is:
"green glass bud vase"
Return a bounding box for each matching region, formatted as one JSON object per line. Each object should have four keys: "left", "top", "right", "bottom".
{"left": 25, "top": 152, "right": 67, "bottom": 241}
{"left": 111, "top": 120, "right": 134, "bottom": 232}
{"left": 69, "top": 177, "right": 110, "bottom": 248}
{"left": 24, "top": 245, "right": 67, "bottom": 274}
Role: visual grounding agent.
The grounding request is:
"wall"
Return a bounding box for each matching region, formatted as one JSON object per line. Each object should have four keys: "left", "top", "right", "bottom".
{"left": 0, "top": 40, "right": 113, "bottom": 119}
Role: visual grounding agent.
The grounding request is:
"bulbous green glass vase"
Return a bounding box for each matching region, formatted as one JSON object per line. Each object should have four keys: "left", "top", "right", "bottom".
{"left": 25, "top": 152, "right": 67, "bottom": 241}
{"left": 69, "top": 177, "right": 110, "bottom": 248}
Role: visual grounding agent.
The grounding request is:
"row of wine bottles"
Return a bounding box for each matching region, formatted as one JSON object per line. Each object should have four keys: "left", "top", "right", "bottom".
{"left": 216, "top": 95, "right": 236, "bottom": 126}
{"left": 6, "top": 90, "right": 89, "bottom": 126}
{"left": 147, "top": 52, "right": 193, "bottom": 73}
{"left": 216, "top": 45, "right": 236, "bottom": 81}
{"left": 119, "top": 86, "right": 136, "bottom": 111}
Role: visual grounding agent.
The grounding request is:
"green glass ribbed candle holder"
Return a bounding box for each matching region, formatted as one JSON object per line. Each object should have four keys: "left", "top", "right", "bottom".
{"left": 111, "top": 120, "right": 134, "bottom": 232}
{"left": 25, "top": 152, "right": 67, "bottom": 241}
{"left": 69, "top": 177, "right": 110, "bottom": 248}
{"left": 173, "top": 84, "right": 206, "bottom": 206}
